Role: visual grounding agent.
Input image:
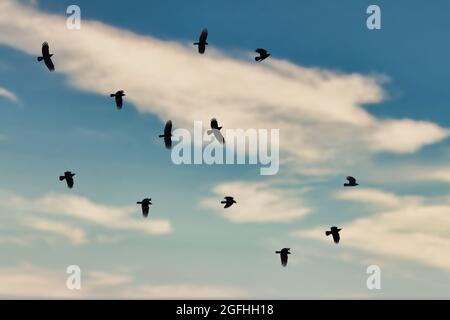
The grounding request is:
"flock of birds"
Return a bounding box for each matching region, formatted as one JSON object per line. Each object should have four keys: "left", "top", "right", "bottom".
{"left": 38, "top": 28, "right": 359, "bottom": 268}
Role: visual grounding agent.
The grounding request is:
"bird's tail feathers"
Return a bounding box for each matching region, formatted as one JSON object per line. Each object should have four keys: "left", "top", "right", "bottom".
{"left": 326, "top": 231, "right": 331, "bottom": 236}
{"left": 37, "top": 56, "right": 44, "bottom": 61}
{"left": 275, "top": 251, "right": 281, "bottom": 254}
{"left": 159, "top": 135, "right": 165, "bottom": 138}
{"left": 59, "top": 176, "right": 65, "bottom": 181}
{"left": 110, "top": 94, "right": 115, "bottom": 97}
{"left": 193, "top": 42, "right": 199, "bottom": 45}
{"left": 205, "top": 42, "right": 208, "bottom": 45}
{"left": 220, "top": 201, "right": 226, "bottom": 204}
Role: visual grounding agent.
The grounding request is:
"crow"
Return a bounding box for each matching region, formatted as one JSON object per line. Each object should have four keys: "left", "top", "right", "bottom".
{"left": 326, "top": 226, "right": 342, "bottom": 244}
{"left": 194, "top": 28, "right": 208, "bottom": 54}
{"left": 159, "top": 120, "right": 173, "bottom": 149}
{"left": 59, "top": 171, "right": 75, "bottom": 189}
{"left": 255, "top": 48, "right": 270, "bottom": 62}
{"left": 110, "top": 90, "right": 125, "bottom": 109}
{"left": 275, "top": 248, "right": 291, "bottom": 267}
{"left": 344, "top": 176, "right": 359, "bottom": 187}
{"left": 137, "top": 198, "right": 152, "bottom": 218}
{"left": 221, "top": 196, "right": 236, "bottom": 208}
{"left": 207, "top": 118, "right": 225, "bottom": 144}
{"left": 37, "top": 42, "right": 55, "bottom": 72}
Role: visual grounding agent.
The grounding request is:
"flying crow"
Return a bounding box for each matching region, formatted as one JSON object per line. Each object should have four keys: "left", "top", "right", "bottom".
{"left": 255, "top": 48, "right": 270, "bottom": 62}
{"left": 221, "top": 196, "right": 236, "bottom": 208}
{"left": 326, "top": 226, "right": 342, "bottom": 244}
{"left": 194, "top": 28, "right": 208, "bottom": 54}
{"left": 275, "top": 248, "right": 291, "bottom": 267}
{"left": 137, "top": 198, "right": 152, "bottom": 218}
{"left": 110, "top": 90, "right": 125, "bottom": 109}
{"left": 344, "top": 176, "right": 359, "bottom": 187}
{"left": 37, "top": 42, "right": 55, "bottom": 72}
{"left": 159, "top": 120, "right": 173, "bottom": 149}
{"left": 207, "top": 118, "right": 225, "bottom": 144}
{"left": 59, "top": 171, "right": 75, "bottom": 189}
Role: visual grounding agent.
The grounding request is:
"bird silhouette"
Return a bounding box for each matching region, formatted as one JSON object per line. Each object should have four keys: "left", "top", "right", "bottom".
{"left": 255, "top": 48, "right": 270, "bottom": 62}
{"left": 194, "top": 28, "right": 208, "bottom": 54}
{"left": 326, "top": 226, "right": 342, "bottom": 244}
{"left": 110, "top": 90, "right": 125, "bottom": 109}
{"left": 137, "top": 198, "right": 152, "bottom": 218}
{"left": 275, "top": 248, "right": 291, "bottom": 267}
{"left": 37, "top": 42, "right": 55, "bottom": 72}
{"left": 344, "top": 176, "right": 359, "bottom": 187}
{"left": 207, "top": 118, "right": 225, "bottom": 144}
{"left": 59, "top": 171, "right": 75, "bottom": 189}
{"left": 221, "top": 196, "right": 236, "bottom": 208}
{"left": 159, "top": 120, "right": 173, "bottom": 149}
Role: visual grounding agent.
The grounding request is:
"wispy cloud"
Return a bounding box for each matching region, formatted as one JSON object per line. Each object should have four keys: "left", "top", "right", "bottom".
{"left": 201, "top": 181, "right": 311, "bottom": 223}
{"left": 0, "top": 0, "right": 447, "bottom": 176}
{"left": 0, "top": 86, "right": 18, "bottom": 103}
{"left": 22, "top": 217, "right": 87, "bottom": 245}
{"left": 0, "top": 264, "right": 248, "bottom": 298}
{"left": 295, "top": 188, "right": 450, "bottom": 272}
{"left": 0, "top": 191, "right": 172, "bottom": 245}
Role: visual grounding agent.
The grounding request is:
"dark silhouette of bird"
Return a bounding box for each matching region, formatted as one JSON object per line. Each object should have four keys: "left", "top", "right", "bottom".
{"left": 110, "top": 90, "right": 125, "bottom": 109}
{"left": 255, "top": 48, "right": 270, "bottom": 62}
{"left": 59, "top": 171, "right": 75, "bottom": 189}
{"left": 159, "top": 120, "right": 173, "bottom": 149}
{"left": 221, "top": 196, "right": 236, "bottom": 208}
{"left": 326, "top": 226, "right": 342, "bottom": 244}
{"left": 275, "top": 248, "right": 291, "bottom": 267}
{"left": 37, "top": 42, "right": 55, "bottom": 72}
{"left": 194, "top": 28, "right": 208, "bottom": 54}
{"left": 137, "top": 198, "right": 152, "bottom": 218}
{"left": 344, "top": 176, "right": 359, "bottom": 187}
{"left": 207, "top": 118, "right": 225, "bottom": 144}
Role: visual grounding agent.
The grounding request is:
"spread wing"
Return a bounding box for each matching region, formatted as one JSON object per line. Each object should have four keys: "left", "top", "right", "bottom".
{"left": 280, "top": 253, "right": 288, "bottom": 267}
{"left": 66, "top": 177, "right": 74, "bottom": 189}
{"left": 115, "top": 95, "right": 123, "bottom": 108}
{"left": 42, "top": 42, "right": 50, "bottom": 56}
{"left": 255, "top": 48, "right": 267, "bottom": 55}
{"left": 199, "top": 28, "right": 208, "bottom": 43}
{"left": 346, "top": 176, "right": 356, "bottom": 184}
{"left": 332, "top": 232, "right": 340, "bottom": 244}
{"left": 164, "top": 120, "right": 172, "bottom": 135}
{"left": 212, "top": 129, "right": 225, "bottom": 144}
{"left": 164, "top": 136, "right": 172, "bottom": 149}
{"left": 44, "top": 57, "right": 55, "bottom": 71}
{"left": 224, "top": 201, "right": 233, "bottom": 208}
{"left": 224, "top": 196, "right": 233, "bottom": 201}
{"left": 142, "top": 204, "right": 149, "bottom": 217}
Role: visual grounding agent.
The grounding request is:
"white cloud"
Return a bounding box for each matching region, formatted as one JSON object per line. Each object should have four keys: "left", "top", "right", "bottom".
{"left": 121, "top": 284, "right": 248, "bottom": 299}
{"left": 0, "top": 264, "right": 247, "bottom": 298}
{"left": 0, "top": 86, "right": 18, "bottom": 103}
{"left": 296, "top": 188, "right": 450, "bottom": 272}
{"left": 0, "top": 191, "right": 172, "bottom": 243}
{"left": 6, "top": 193, "right": 171, "bottom": 235}
{"left": 335, "top": 187, "right": 423, "bottom": 208}
{"left": 0, "top": 0, "right": 447, "bottom": 176}
{"left": 368, "top": 119, "right": 450, "bottom": 153}
{"left": 22, "top": 217, "right": 87, "bottom": 245}
{"left": 201, "top": 181, "right": 311, "bottom": 223}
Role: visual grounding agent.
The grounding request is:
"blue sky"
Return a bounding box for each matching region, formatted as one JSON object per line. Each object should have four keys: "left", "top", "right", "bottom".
{"left": 1, "top": 0, "right": 450, "bottom": 298}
